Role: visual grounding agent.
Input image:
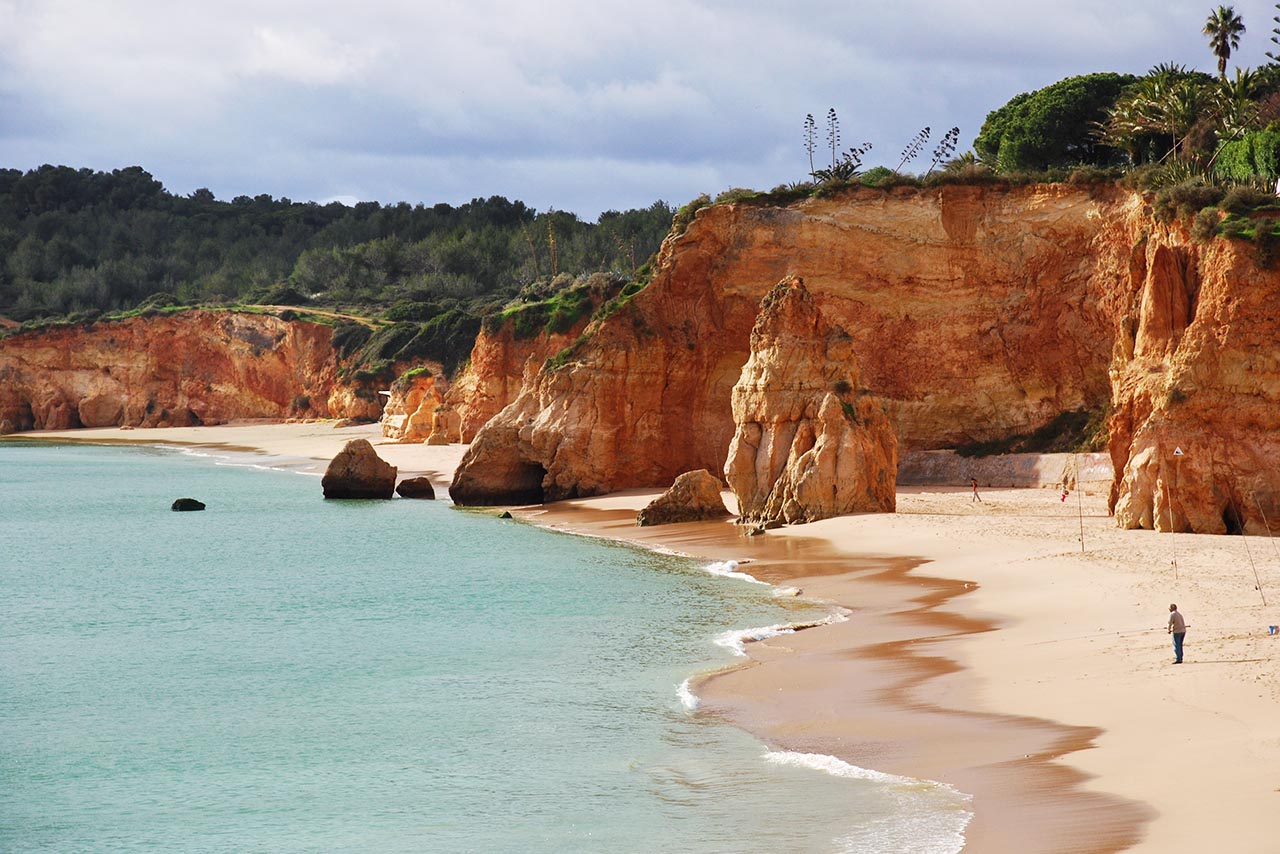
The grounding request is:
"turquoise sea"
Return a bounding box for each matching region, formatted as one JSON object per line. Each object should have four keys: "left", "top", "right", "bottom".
{"left": 0, "top": 442, "right": 970, "bottom": 853}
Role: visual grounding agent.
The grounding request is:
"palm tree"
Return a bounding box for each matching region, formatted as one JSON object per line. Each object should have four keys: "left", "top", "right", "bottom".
{"left": 1204, "top": 6, "right": 1246, "bottom": 78}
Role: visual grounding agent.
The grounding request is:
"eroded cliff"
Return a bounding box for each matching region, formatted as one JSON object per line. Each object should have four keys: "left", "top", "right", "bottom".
{"left": 0, "top": 311, "right": 374, "bottom": 431}
{"left": 452, "top": 184, "right": 1124, "bottom": 505}
{"left": 1107, "top": 226, "right": 1280, "bottom": 534}
{"left": 451, "top": 183, "right": 1280, "bottom": 533}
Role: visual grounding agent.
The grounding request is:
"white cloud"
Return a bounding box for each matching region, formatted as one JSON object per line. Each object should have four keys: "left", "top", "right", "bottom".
{"left": 240, "top": 27, "right": 379, "bottom": 85}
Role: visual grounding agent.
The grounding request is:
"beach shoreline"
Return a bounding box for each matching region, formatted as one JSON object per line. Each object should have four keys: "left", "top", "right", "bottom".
{"left": 9, "top": 422, "right": 1279, "bottom": 852}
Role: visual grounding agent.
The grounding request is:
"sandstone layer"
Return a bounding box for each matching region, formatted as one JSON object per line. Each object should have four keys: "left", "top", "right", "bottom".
{"left": 0, "top": 311, "right": 364, "bottom": 432}
{"left": 452, "top": 185, "right": 1122, "bottom": 505}
{"left": 1107, "top": 230, "right": 1280, "bottom": 534}
{"left": 724, "top": 277, "right": 896, "bottom": 524}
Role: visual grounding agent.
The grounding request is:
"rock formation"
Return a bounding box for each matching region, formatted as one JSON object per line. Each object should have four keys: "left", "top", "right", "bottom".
{"left": 445, "top": 314, "right": 598, "bottom": 442}
{"left": 395, "top": 476, "right": 437, "bottom": 499}
{"left": 636, "top": 469, "right": 731, "bottom": 526}
{"left": 449, "top": 183, "right": 1280, "bottom": 531}
{"left": 0, "top": 311, "right": 373, "bottom": 431}
{"left": 453, "top": 185, "right": 1120, "bottom": 506}
{"left": 171, "top": 498, "right": 206, "bottom": 511}
{"left": 1108, "top": 231, "right": 1280, "bottom": 534}
{"left": 381, "top": 372, "right": 444, "bottom": 443}
{"left": 321, "top": 439, "right": 397, "bottom": 499}
{"left": 425, "top": 405, "right": 462, "bottom": 445}
{"left": 725, "top": 277, "right": 896, "bottom": 524}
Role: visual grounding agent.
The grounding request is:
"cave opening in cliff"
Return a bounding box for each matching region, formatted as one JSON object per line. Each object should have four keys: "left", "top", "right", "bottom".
{"left": 1222, "top": 504, "right": 1245, "bottom": 536}
{"left": 505, "top": 462, "right": 547, "bottom": 505}
{"left": 14, "top": 399, "right": 34, "bottom": 431}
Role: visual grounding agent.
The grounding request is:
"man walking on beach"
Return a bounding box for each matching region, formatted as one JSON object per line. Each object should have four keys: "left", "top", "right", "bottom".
{"left": 1168, "top": 603, "right": 1186, "bottom": 664}
{"left": 970, "top": 477, "right": 982, "bottom": 503}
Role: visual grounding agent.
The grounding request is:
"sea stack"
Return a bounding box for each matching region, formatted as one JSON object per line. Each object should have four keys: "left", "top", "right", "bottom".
{"left": 724, "top": 276, "right": 897, "bottom": 525}
{"left": 322, "top": 438, "right": 397, "bottom": 499}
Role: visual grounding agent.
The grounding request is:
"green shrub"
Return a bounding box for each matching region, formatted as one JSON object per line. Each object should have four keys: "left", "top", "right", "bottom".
{"left": 1219, "top": 185, "right": 1279, "bottom": 215}
{"left": 1153, "top": 180, "right": 1225, "bottom": 223}
{"left": 384, "top": 300, "right": 441, "bottom": 322}
{"left": 544, "top": 287, "right": 592, "bottom": 335}
{"left": 1191, "top": 207, "right": 1221, "bottom": 243}
{"left": 246, "top": 283, "right": 310, "bottom": 306}
{"left": 858, "top": 166, "right": 894, "bottom": 186}
{"left": 1066, "top": 165, "right": 1122, "bottom": 184}
{"left": 1221, "top": 216, "right": 1251, "bottom": 239}
{"left": 671, "top": 193, "right": 711, "bottom": 235}
{"left": 1253, "top": 218, "right": 1280, "bottom": 267}
{"left": 332, "top": 321, "right": 373, "bottom": 358}
{"left": 1215, "top": 130, "right": 1280, "bottom": 182}
{"left": 713, "top": 187, "right": 758, "bottom": 204}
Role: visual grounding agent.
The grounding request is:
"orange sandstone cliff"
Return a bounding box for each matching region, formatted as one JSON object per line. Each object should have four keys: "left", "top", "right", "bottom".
{"left": 1107, "top": 226, "right": 1280, "bottom": 534}
{"left": 445, "top": 319, "right": 591, "bottom": 443}
{"left": 0, "top": 311, "right": 379, "bottom": 432}
{"left": 451, "top": 184, "right": 1122, "bottom": 505}
{"left": 450, "top": 184, "right": 1280, "bottom": 533}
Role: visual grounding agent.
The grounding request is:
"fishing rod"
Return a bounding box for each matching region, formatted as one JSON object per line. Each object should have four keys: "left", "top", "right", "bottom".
{"left": 1029, "top": 627, "right": 1162, "bottom": 646}
{"left": 1252, "top": 493, "right": 1280, "bottom": 565}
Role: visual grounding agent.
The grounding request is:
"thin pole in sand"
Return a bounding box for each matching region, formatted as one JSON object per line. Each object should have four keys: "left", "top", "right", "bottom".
{"left": 1229, "top": 494, "right": 1267, "bottom": 607}
{"left": 1074, "top": 454, "right": 1085, "bottom": 554}
{"left": 1251, "top": 493, "right": 1280, "bottom": 565}
{"left": 1165, "top": 445, "right": 1182, "bottom": 580}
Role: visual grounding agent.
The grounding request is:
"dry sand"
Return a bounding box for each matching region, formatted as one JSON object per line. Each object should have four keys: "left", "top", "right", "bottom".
{"left": 11, "top": 422, "right": 1280, "bottom": 852}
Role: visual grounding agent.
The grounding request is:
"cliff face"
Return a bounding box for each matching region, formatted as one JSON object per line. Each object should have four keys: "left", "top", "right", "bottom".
{"left": 1108, "top": 228, "right": 1280, "bottom": 534}
{"left": 725, "top": 276, "right": 896, "bottom": 524}
{"left": 0, "top": 311, "right": 366, "bottom": 432}
{"left": 381, "top": 373, "right": 445, "bottom": 443}
{"left": 452, "top": 185, "right": 1124, "bottom": 505}
{"left": 445, "top": 317, "right": 597, "bottom": 443}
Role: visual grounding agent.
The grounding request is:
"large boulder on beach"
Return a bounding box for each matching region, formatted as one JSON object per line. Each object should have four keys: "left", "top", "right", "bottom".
{"left": 396, "top": 476, "right": 436, "bottom": 499}
{"left": 322, "top": 438, "right": 397, "bottom": 499}
{"left": 637, "top": 469, "right": 731, "bottom": 526}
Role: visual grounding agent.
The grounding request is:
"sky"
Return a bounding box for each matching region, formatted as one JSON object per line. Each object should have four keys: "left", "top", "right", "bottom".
{"left": 2, "top": 0, "right": 1277, "bottom": 218}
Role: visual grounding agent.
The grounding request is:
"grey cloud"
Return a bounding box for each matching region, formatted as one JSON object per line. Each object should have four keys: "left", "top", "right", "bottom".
{"left": 3, "top": 0, "right": 1278, "bottom": 217}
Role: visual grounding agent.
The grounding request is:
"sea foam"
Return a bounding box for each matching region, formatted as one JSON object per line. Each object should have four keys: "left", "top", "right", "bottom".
{"left": 703, "top": 559, "right": 767, "bottom": 585}
{"left": 676, "top": 678, "right": 699, "bottom": 712}
{"left": 766, "top": 751, "right": 972, "bottom": 854}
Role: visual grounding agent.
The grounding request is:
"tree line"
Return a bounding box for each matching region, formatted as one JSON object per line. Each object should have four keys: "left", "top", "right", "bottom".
{"left": 0, "top": 165, "right": 674, "bottom": 324}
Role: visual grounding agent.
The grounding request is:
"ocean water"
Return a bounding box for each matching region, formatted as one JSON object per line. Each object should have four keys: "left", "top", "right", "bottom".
{"left": 0, "top": 442, "right": 970, "bottom": 853}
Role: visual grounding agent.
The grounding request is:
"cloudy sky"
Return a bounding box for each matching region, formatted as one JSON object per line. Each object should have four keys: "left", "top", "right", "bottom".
{"left": 1, "top": 1, "right": 1276, "bottom": 217}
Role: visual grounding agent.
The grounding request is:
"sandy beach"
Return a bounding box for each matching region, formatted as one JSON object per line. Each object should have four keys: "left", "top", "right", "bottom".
{"left": 11, "top": 422, "right": 1280, "bottom": 853}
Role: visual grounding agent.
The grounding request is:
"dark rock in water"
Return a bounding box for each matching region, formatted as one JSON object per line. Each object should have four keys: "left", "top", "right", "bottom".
{"left": 322, "top": 438, "right": 397, "bottom": 499}
{"left": 396, "top": 476, "right": 436, "bottom": 499}
{"left": 637, "top": 469, "right": 730, "bottom": 527}
{"left": 497, "top": 510, "right": 513, "bottom": 519}
{"left": 171, "top": 498, "right": 206, "bottom": 511}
